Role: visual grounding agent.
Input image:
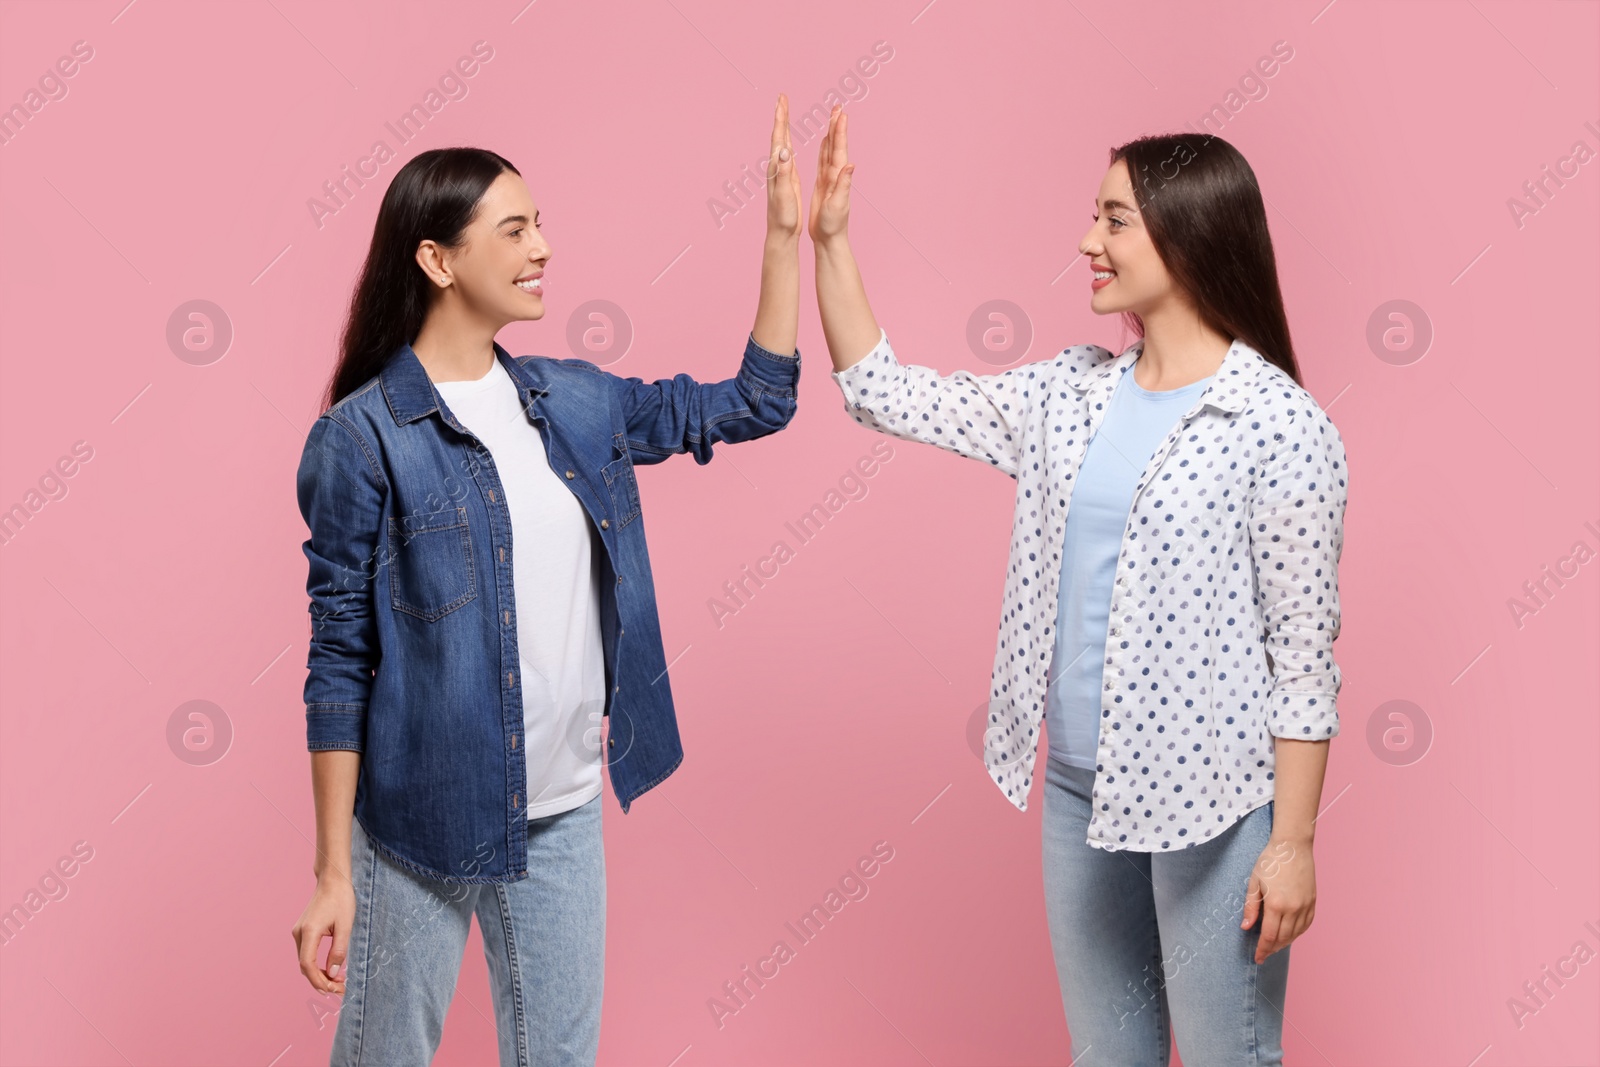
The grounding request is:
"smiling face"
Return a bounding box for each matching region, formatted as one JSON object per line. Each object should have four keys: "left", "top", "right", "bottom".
{"left": 1078, "top": 159, "right": 1175, "bottom": 318}
{"left": 418, "top": 169, "right": 552, "bottom": 326}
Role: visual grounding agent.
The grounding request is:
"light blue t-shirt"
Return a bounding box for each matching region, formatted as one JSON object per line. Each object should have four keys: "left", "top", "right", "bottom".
{"left": 1045, "top": 362, "right": 1214, "bottom": 769}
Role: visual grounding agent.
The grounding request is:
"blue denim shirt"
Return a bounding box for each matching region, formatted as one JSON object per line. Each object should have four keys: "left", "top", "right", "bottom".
{"left": 296, "top": 334, "right": 800, "bottom": 883}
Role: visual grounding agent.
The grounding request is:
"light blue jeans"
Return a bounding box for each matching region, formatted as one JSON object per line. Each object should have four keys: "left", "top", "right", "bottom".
{"left": 1041, "top": 756, "right": 1290, "bottom": 1065}
{"left": 330, "top": 794, "right": 605, "bottom": 1066}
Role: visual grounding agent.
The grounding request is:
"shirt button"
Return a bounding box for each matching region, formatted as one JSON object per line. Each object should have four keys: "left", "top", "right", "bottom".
{"left": 614, "top": 684, "right": 620, "bottom": 693}
{"left": 601, "top": 519, "right": 610, "bottom": 529}
{"left": 616, "top": 576, "right": 623, "bottom": 585}
{"left": 565, "top": 470, "right": 575, "bottom": 479}
{"left": 608, "top": 737, "right": 615, "bottom": 748}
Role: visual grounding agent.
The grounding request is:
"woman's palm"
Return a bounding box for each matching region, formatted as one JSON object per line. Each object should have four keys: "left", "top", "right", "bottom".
{"left": 808, "top": 105, "right": 853, "bottom": 242}
{"left": 767, "top": 94, "right": 803, "bottom": 239}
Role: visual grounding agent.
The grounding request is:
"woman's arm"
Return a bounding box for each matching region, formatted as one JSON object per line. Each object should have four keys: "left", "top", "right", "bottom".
{"left": 809, "top": 105, "right": 879, "bottom": 370}
{"left": 810, "top": 105, "right": 1030, "bottom": 477}
{"left": 751, "top": 92, "right": 801, "bottom": 359}
{"left": 1243, "top": 403, "right": 1350, "bottom": 962}
{"left": 603, "top": 94, "right": 803, "bottom": 466}
{"left": 292, "top": 413, "right": 385, "bottom": 993}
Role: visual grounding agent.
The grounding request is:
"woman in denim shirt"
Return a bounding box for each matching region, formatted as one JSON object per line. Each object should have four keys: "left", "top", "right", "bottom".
{"left": 810, "top": 107, "right": 1347, "bottom": 1065}
{"left": 290, "top": 98, "right": 805, "bottom": 1065}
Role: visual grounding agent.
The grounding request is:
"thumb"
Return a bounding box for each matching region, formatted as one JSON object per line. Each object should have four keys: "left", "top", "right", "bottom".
{"left": 328, "top": 921, "right": 350, "bottom": 981}
{"left": 835, "top": 163, "right": 855, "bottom": 200}
{"left": 1241, "top": 872, "right": 1261, "bottom": 929}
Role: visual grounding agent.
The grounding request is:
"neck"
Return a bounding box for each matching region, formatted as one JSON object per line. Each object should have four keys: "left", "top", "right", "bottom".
{"left": 1133, "top": 302, "right": 1231, "bottom": 390}
{"left": 411, "top": 299, "right": 504, "bottom": 383}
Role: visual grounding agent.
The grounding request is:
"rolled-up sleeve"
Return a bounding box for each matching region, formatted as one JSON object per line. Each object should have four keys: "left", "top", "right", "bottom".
{"left": 1251, "top": 404, "right": 1349, "bottom": 740}
{"left": 604, "top": 333, "right": 800, "bottom": 466}
{"left": 295, "top": 413, "right": 386, "bottom": 752}
{"left": 831, "top": 328, "right": 1029, "bottom": 479}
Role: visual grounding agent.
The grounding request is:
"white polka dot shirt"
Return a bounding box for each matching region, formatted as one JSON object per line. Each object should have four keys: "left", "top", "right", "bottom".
{"left": 831, "top": 328, "right": 1349, "bottom": 852}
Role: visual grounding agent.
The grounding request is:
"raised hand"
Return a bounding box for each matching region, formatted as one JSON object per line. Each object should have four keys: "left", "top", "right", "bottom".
{"left": 767, "top": 93, "right": 803, "bottom": 241}
{"left": 807, "top": 104, "right": 854, "bottom": 244}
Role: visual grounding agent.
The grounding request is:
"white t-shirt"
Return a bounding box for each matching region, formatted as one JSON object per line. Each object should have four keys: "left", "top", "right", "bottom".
{"left": 432, "top": 356, "right": 605, "bottom": 819}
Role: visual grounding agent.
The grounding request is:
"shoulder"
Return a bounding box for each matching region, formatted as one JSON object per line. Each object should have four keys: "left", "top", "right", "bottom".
{"left": 1046, "top": 342, "right": 1118, "bottom": 373}
{"left": 1256, "top": 362, "right": 1341, "bottom": 432}
{"left": 323, "top": 373, "right": 384, "bottom": 421}
{"left": 316, "top": 378, "right": 386, "bottom": 454}
{"left": 515, "top": 353, "right": 603, "bottom": 375}
{"left": 1245, "top": 360, "right": 1348, "bottom": 471}
{"left": 514, "top": 352, "right": 620, "bottom": 392}
{"left": 963, "top": 342, "right": 1119, "bottom": 389}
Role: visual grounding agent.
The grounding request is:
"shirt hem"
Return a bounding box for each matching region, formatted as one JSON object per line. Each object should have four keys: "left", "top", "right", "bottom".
{"left": 524, "top": 778, "right": 604, "bottom": 821}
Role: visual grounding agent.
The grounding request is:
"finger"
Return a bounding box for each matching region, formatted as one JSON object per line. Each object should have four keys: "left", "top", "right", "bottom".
{"left": 296, "top": 923, "right": 330, "bottom": 993}
{"left": 816, "top": 107, "right": 835, "bottom": 182}
{"left": 770, "top": 94, "right": 789, "bottom": 181}
{"left": 1257, "top": 906, "right": 1287, "bottom": 963}
{"left": 779, "top": 92, "right": 792, "bottom": 153}
{"left": 1240, "top": 874, "right": 1260, "bottom": 929}
{"left": 328, "top": 917, "right": 351, "bottom": 987}
{"left": 835, "top": 108, "right": 850, "bottom": 168}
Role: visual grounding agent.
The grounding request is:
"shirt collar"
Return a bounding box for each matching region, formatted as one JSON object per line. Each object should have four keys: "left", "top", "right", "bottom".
{"left": 1065, "top": 337, "right": 1265, "bottom": 416}
{"left": 380, "top": 340, "right": 551, "bottom": 426}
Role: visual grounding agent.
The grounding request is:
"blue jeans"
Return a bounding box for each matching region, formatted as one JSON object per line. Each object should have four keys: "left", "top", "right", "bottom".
{"left": 331, "top": 795, "right": 605, "bottom": 1066}
{"left": 1041, "top": 756, "right": 1289, "bottom": 1065}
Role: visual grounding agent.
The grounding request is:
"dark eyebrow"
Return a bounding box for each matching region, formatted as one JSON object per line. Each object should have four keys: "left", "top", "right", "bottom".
{"left": 495, "top": 211, "right": 540, "bottom": 228}
{"left": 1097, "top": 198, "right": 1138, "bottom": 213}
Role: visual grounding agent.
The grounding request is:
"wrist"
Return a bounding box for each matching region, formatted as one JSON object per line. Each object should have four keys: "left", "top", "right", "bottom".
{"left": 1269, "top": 827, "right": 1315, "bottom": 848}
{"left": 764, "top": 230, "right": 800, "bottom": 254}
{"left": 812, "top": 232, "right": 851, "bottom": 258}
{"left": 315, "top": 864, "right": 351, "bottom": 888}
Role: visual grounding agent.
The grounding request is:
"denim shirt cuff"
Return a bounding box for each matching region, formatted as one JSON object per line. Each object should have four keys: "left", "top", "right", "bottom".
{"left": 740, "top": 332, "right": 801, "bottom": 395}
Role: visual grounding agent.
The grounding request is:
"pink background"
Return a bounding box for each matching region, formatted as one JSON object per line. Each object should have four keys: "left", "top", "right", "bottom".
{"left": 2, "top": 0, "right": 1597, "bottom": 1064}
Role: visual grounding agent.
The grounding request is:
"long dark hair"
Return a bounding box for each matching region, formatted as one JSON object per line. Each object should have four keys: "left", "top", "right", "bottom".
{"left": 319, "top": 147, "right": 521, "bottom": 412}
{"left": 1108, "top": 134, "right": 1300, "bottom": 385}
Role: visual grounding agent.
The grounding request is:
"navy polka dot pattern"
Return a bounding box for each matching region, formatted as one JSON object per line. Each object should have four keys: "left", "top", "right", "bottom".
{"left": 831, "top": 328, "right": 1349, "bottom": 852}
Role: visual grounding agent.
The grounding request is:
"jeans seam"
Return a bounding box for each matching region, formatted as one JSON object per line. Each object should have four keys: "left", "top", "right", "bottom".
{"left": 494, "top": 884, "right": 530, "bottom": 1065}
{"left": 1152, "top": 917, "right": 1170, "bottom": 1067}
{"left": 1246, "top": 954, "right": 1260, "bottom": 1063}
{"left": 348, "top": 824, "right": 377, "bottom": 1065}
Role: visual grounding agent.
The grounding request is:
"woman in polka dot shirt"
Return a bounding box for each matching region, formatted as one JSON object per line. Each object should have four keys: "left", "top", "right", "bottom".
{"left": 808, "top": 105, "right": 1348, "bottom": 1065}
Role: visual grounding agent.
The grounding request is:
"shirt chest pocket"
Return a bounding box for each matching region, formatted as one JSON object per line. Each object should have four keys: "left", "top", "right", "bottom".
{"left": 601, "top": 445, "right": 641, "bottom": 528}
{"left": 388, "top": 506, "right": 477, "bottom": 621}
